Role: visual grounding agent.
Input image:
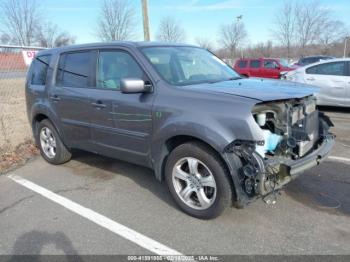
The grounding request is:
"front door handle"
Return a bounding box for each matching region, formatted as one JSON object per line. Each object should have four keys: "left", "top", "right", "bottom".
{"left": 91, "top": 101, "right": 106, "bottom": 108}
{"left": 50, "top": 95, "right": 61, "bottom": 101}
{"left": 306, "top": 77, "right": 315, "bottom": 81}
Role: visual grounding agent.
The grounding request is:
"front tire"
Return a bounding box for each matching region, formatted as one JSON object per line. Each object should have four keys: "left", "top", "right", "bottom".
{"left": 165, "top": 142, "right": 233, "bottom": 219}
{"left": 37, "top": 119, "right": 72, "bottom": 165}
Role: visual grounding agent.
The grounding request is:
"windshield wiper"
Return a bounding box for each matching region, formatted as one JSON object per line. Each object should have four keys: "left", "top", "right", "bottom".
{"left": 208, "top": 76, "right": 242, "bottom": 84}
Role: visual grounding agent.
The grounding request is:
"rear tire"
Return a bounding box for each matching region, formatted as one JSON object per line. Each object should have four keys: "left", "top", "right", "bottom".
{"left": 36, "top": 119, "right": 72, "bottom": 165}
{"left": 165, "top": 142, "right": 233, "bottom": 219}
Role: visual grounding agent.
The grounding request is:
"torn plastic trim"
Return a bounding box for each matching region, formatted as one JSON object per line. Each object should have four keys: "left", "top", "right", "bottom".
{"left": 225, "top": 140, "right": 270, "bottom": 197}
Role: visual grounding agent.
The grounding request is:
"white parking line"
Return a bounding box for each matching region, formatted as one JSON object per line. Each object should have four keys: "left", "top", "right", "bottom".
{"left": 8, "top": 174, "right": 182, "bottom": 256}
{"left": 328, "top": 156, "right": 350, "bottom": 163}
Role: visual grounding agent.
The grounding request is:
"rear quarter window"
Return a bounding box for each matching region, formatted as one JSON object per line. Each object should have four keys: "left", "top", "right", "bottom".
{"left": 30, "top": 55, "right": 51, "bottom": 85}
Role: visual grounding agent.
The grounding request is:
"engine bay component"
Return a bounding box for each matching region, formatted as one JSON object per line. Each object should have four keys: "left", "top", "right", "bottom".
{"left": 229, "top": 96, "right": 333, "bottom": 202}
{"left": 256, "top": 113, "right": 267, "bottom": 126}
{"left": 252, "top": 96, "right": 319, "bottom": 159}
{"left": 256, "top": 129, "right": 283, "bottom": 158}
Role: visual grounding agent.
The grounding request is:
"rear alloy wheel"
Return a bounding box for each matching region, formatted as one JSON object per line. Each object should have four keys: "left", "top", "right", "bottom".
{"left": 37, "top": 119, "right": 72, "bottom": 165}
{"left": 165, "top": 142, "right": 233, "bottom": 219}
{"left": 40, "top": 127, "right": 57, "bottom": 159}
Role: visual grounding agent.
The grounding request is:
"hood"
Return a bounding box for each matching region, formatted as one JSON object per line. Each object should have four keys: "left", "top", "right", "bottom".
{"left": 281, "top": 66, "right": 294, "bottom": 71}
{"left": 187, "top": 78, "right": 319, "bottom": 102}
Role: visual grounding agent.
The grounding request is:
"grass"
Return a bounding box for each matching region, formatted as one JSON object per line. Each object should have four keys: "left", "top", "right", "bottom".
{"left": 0, "top": 78, "right": 32, "bottom": 154}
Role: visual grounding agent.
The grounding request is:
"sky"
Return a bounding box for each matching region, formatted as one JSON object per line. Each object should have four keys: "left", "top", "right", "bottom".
{"left": 39, "top": 0, "right": 350, "bottom": 46}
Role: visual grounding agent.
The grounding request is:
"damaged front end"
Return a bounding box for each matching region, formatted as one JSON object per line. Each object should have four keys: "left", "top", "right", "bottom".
{"left": 225, "top": 96, "right": 335, "bottom": 205}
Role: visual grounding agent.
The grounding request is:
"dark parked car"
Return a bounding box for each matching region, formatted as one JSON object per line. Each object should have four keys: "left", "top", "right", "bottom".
{"left": 294, "top": 55, "right": 335, "bottom": 67}
{"left": 234, "top": 58, "right": 294, "bottom": 79}
{"left": 26, "top": 42, "right": 334, "bottom": 219}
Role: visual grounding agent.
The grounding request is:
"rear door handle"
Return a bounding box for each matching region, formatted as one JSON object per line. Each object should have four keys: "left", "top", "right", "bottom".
{"left": 91, "top": 101, "right": 106, "bottom": 108}
{"left": 50, "top": 95, "right": 61, "bottom": 101}
{"left": 306, "top": 77, "right": 315, "bottom": 81}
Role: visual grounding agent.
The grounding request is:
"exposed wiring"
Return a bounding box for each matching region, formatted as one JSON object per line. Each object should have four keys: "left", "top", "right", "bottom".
{"left": 262, "top": 165, "right": 280, "bottom": 205}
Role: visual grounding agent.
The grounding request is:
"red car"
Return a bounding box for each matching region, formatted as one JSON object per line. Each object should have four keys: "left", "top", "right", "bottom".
{"left": 234, "top": 58, "right": 294, "bottom": 79}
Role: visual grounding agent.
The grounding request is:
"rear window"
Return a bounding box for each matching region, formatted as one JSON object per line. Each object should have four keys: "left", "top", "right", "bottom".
{"left": 250, "top": 60, "right": 261, "bottom": 68}
{"left": 31, "top": 55, "right": 51, "bottom": 85}
{"left": 237, "top": 60, "right": 247, "bottom": 68}
{"left": 56, "top": 51, "right": 93, "bottom": 88}
{"left": 300, "top": 57, "right": 326, "bottom": 65}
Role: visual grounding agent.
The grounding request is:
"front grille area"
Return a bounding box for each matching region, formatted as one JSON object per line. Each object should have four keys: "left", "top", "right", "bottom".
{"left": 292, "top": 110, "right": 319, "bottom": 157}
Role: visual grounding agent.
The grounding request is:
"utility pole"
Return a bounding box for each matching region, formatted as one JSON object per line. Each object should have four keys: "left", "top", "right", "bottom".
{"left": 141, "top": 0, "right": 150, "bottom": 41}
{"left": 236, "top": 15, "right": 243, "bottom": 59}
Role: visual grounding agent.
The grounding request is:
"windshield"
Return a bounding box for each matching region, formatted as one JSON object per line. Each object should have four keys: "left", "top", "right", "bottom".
{"left": 141, "top": 46, "right": 240, "bottom": 86}
{"left": 278, "top": 58, "right": 290, "bottom": 68}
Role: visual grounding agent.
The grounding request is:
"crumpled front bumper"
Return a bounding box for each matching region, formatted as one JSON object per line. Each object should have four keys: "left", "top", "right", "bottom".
{"left": 281, "top": 134, "right": 335, "bottom": 177}
{"left": 225, "top": 113, "right": 335, "bottom": 207}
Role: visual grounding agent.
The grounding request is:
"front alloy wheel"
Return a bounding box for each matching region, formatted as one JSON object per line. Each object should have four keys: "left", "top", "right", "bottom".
{"left": 165, "top": 142, "right": 233, "bottom": 219}
{"left": 172, "top": 157, "right": 217, "bottom": 210}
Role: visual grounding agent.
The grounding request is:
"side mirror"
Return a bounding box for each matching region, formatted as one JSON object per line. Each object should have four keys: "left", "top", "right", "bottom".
{"left": 120, "top": 78, "right": 152, "bottom": 94}
{"left": 275, "top": 64, "right": 281, "bottom": 70}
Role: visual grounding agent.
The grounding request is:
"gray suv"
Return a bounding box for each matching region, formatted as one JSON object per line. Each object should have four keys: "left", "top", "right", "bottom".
{"left": 26, "top": 42, "right": 335, "bottom": 219}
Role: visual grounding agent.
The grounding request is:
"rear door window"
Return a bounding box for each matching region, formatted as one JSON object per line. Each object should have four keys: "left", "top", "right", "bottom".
{"left": 56, "top": 51, "right": 93, "bottom": 88}
{"left": 306, "top": 62, "right": 346, "bottom": 76}
{"left": 31, "top": 55, "right": 51, "bottom": 85}
{"left": 238, "top": 60, "right": 247, "bottom": 68}
{"left": 250, "top": 60, "right": 261, "bottom": 68}
{"left": 305, "top": 66, "right": 317, "bottom": 74}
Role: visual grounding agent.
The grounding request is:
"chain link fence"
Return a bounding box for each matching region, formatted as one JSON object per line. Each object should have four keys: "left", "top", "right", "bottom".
{"left": 0, "top": 45, "right": 45, "bottom": 155}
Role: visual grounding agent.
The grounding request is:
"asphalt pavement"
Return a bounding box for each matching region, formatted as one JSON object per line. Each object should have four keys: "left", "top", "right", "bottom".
{"left": 0, "top": 107, "right": 349, "bottom": 257}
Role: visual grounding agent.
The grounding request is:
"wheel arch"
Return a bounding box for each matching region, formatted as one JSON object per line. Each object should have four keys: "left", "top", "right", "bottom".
{"left": 31, "top": 109, "right": 66, "bottom": 148}
{"left": 154, "top": 134, "right": 239, "bottom": 203}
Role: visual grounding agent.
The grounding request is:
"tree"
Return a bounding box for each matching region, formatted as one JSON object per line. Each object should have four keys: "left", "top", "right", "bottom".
{"left": 156, "top": 16, "right": 186, "bottom": 42}
{"left": 294, "top": 1, "right": 330, "bottom": 55}
{"left": 0, "top": 0, "right": 76, "bottom": 47}
{"left": 35, "top": 23, "right": 58, "bottom": 48}
{"left": 255, "top": 41, "right": 273, "bottom": 57}
{"left": 195, "top": 37, "right": 214, "bottom": 51}
{"left": 272, "top": 0, "right": 347, "bottom": 57}
{"left": 272, "top": 1, "right": 295, "bottom": 58}
{"left": 96, "top": 0, "right": 136, "bottom": 41}
{"left": 0, "top": 33, "right": 11, "bottom": 44}
{"left": 318, "top": 20, "right": 348, "bottom": 55}
{"left": 219, "top": 21, "right": 247, "bottom": 59}
{"left": 36, "top": 22, "right": 75, "bottom": 48}
{"left": 54, "top": 32, "right": 76, "bottom": 47}
{"left": 0, "top": 0, "right": 42, "bottom": 46}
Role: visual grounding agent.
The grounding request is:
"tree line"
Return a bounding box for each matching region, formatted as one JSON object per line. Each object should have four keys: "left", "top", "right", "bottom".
{"left": 0, "top": 0, "right": 76, "bottom": 47}
{"left": 0, "top": 0, "right": 349, "bottom": 60}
